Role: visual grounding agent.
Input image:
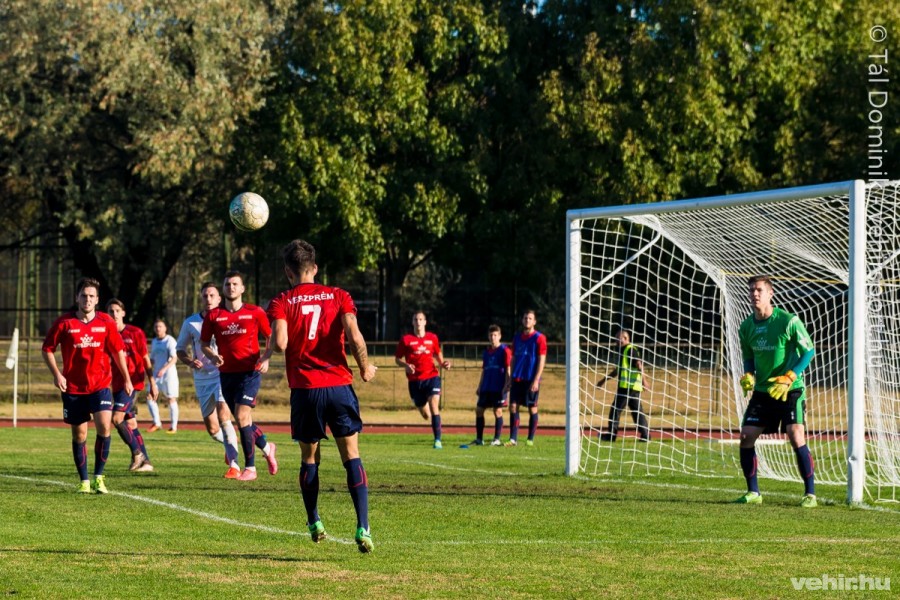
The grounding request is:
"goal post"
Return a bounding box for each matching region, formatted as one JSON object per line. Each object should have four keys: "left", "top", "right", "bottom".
{"left": 565, "top": 180, "right": 900, "bottom": 505}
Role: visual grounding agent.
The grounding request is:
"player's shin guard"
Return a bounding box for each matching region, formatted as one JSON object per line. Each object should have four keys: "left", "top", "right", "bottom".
{"left": 795, "top": 444, "right": 815, "bottom": 495}
{"left": 476, "top": 415, "right": 485, "bottom": 441}
{"left": 528, "top": 412, "right": 539, "bottom": 441}
{"left": 494, "top": 416, "right": 504, "bottom": 440}
{"left": 299, "top": 463, "right": 321, "bottom": 525}
{"left": 344, "top": 458, "right": 369, "bottom": 531}
{"left": 431, "top": 415, "right": 441, "bottom": 442}
{"left": 72, "top": 440, "right": 89, "bottom": 481}
{"left": 132, "top": 428, "right": 150, "bottom": 461}
{"left": 222, "top": 421, "right": 239, "bottom": 467}
{"left": 94, "top": 435, "right": 111, "bottom": 476}
{"left": 739, "top": 446, "right": 760, "bottom": 494}
{"left": 510, "top": 412, "right": 520, "bottom": 441}
{"left": 251, "top": 424, "right": 269, "bottom": 451}
{"left": 115, "top": 421, "right": 141, "bottom": 455}
{"left": 169, "top": 401, "right": 179, "bottom": 430}
{"left": 238, "top": 425, "right": 256, "bottom": 468}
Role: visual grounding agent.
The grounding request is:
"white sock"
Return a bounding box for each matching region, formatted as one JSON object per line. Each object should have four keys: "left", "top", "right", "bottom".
{"left": 211, "top": 429, "right": 224, "bottom": 444}
{"left": 169, "top": 402, "right": 179, "bottom": 430}
{"left": 147, "top": 399, "right": 161, "bottom": 426}
{"left": 261, "top": 442, "right": 271, "bottom": 457}
{"left": 222, "top": 421, "right": 240, "bottom": 469}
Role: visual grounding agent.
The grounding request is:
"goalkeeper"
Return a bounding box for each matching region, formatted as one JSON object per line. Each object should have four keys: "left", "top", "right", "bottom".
{"left": 735, "top": 275, "right": 817, "bottom": 508}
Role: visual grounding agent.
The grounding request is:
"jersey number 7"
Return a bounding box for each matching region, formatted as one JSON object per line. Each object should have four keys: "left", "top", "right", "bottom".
{"left": 301, "top": 305, "right": 322, "bottom": 340}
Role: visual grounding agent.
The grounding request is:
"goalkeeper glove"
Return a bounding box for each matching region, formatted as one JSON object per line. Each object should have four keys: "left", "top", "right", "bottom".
{"left": 739, "top": 373, "right": 755, "bottom": 397}
{"left": 766, "top": 370, "right": 797, "bottom": 401}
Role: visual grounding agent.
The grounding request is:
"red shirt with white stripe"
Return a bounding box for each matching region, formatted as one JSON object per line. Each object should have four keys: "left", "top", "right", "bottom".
{"left": 200, "top": 304, "right": 271, "bottom": 373}
{"left": 111, "top": 324, "right": 149, "bottom": 392}
{"left": 395, "top": 333, "right": 442, "bottom": 381}
{"left": 42, "top": 311, "right": 125, "bottom": 394}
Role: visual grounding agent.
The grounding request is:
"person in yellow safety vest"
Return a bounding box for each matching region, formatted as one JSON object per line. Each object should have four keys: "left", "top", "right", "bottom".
{"left": 596, "top": 329, "right": 650, "bottom": 442}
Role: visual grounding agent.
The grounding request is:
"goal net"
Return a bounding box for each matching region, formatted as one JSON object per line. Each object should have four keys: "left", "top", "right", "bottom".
{"left": 565, "top": 180, "right": 900, "bottom": 504}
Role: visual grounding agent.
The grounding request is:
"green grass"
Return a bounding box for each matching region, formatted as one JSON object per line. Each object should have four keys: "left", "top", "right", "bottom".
{"left": 0, "top": 428, "right": 897, "bottom": 599}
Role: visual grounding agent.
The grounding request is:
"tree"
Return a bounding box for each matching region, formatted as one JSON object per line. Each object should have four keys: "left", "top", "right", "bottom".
{"left": 255, "top": 0, "right": 507, "bottom": 338}
{"left": 0, "top": 0, "right": 287, "bottom": 327}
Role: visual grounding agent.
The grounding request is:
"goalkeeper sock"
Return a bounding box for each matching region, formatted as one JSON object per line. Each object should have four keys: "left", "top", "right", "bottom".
{"left": 475, "top": 415, "right": 485, "bottom": 441}
{"left": 344, "top": 458, "right": 369, "bottom": 531}
{"left": 299, "top": 463, "right": 320, "bottom": 525}
{"left": 740, "top": 446, "right": 760, "bottom": 494}
{"left": 794, "top": 444, "right": 815, "bottom": 495}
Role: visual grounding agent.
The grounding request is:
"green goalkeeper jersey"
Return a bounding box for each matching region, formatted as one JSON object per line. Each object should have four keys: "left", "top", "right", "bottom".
{"left": 739, "top": 306, "right": 814, "bottom": 394}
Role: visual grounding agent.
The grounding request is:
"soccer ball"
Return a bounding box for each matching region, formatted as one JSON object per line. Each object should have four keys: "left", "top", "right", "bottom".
{"left": 229, "top": 192, "right": 269, "bottom": 232}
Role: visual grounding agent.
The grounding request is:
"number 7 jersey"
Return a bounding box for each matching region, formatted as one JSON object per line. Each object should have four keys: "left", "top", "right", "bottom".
{"left": 266, "top": 282, "right": 356, "bottom": 389}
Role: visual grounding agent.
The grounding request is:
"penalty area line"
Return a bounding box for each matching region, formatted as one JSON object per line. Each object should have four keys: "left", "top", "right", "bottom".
{"left": 0, "top": 473, "right": 354, "bottom": 545}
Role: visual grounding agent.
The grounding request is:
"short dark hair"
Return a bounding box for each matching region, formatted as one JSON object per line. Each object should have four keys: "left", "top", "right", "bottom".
{"left": 105, "top": 298, "right": 125, "bottom": 312}
{"left": 748, "top": 275, "right": 774, "bottom": 289}
{"left": 488, "top": 324, "right": 501, "bottom": 334}
{"left": 76, "top": 277, "right": 101, "bottom": 296}
{"left": 200, "top": 281, "right": 219, "bottom": 293}
{"left": 223, "top": 270, "right": 244, "bottom": 284}
{"left": 282, "top": 240, "right": 316, "bottom": 275}
{"left": 523, "top": 308, "right": 536, "bottom": 318}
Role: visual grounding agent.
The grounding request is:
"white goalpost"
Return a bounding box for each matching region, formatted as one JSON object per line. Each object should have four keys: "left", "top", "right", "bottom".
{"left": 565, "top": 180, "right": 900, "bottom": 505}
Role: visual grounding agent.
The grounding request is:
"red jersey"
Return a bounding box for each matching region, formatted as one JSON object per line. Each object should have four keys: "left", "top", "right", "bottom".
{"left": 42, "top": 311, "right": 125, "bottom": 394}
{"left": 396, "top": 332, "right": 442, "bottom": 381}
{"left": 267, "top": 282, "right": 356, "bottom": 389}
{"left": 111, "top": 324, "right": 149, "bottom": 392}
{"left": 200, "top": 303, "right": 271, "bottom": 373}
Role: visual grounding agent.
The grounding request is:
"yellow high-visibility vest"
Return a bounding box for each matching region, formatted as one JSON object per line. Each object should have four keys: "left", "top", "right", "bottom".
{"left": 618, "top": 344, "right": 643, "bottom": 392}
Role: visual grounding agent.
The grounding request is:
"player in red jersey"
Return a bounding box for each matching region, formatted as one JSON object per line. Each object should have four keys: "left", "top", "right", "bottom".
{"left": 395, "top": 311, "right": 451, "bottom": 449}
{"left": 106, "top": 299, "right": 158, "bottom": 472}
{"left": 200, "top": 270, "right": 277, "bottom": 481}
{"left": 42, "top": 278, "right": 133, "bottom": 494}
{"left": 265, "top": 239, "right": 377, "bottom": 552}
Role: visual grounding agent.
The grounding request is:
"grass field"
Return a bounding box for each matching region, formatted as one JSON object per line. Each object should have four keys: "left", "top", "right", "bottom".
{"left": 1, "top": 427, "right": 898, "bottom": 599}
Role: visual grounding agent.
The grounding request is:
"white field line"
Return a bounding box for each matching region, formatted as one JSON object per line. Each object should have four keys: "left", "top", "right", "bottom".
{"left": 0, "top": 473, "right": 354, "bottom": 545}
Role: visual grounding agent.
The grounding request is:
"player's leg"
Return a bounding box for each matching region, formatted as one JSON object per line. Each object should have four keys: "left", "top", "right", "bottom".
{"left": 473, "top": 404, "right": 486, "bottom": 445}
{"left": 292, "top": 387, "right": 327, "bottom": 542}
{"left": 526, "top": 391, "right": 539, "bottom": 445}
{"left": 427, "top": 390, "right": 442, "bottom": 449}
{"left": 735, "top": 422, "right": 764, "bottom": 503}
{"left": 146, "top": 383, "right": 163, "bottom": 432}
{"left": 492, "top": 403, "right": 504, "bottom": 445}
{"left": 628, "top": 390, "right": 650, "bottom": 441}
{"left": 70, "top": 414, "right": 91, "bottom": 492}
{"left": 785, "top": 392, "right": 815, "bottom": 506}
{"left": 126, "top": 416, "right": 153, "bottom": 471}
{"left": 166, "top": 393, "right": 179, "bottom": 434}
{"left": 216, "top": 398, "right": 240, "bottom": 477}
{"left": 336, "top": 433, "right": 372, "bottom": 553}
{"left": 113, "top": 390, "right": 145, "bottom": 469}
{"left": 507, "top": 382, "right": 522, "bottom": 445}
{"left": 91, "top": 394, "right": 113, "bottom": 494}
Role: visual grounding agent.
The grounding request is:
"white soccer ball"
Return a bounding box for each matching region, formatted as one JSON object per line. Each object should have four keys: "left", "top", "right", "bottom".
{"left": 229, "top": 192, "right": 269, "bottom": 232}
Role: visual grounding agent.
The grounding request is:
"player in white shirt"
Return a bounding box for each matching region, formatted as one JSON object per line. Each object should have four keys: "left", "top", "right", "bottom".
{"left": 150, "top": 319, "right": 180, "bottom": 433}
{"left": 175, "top": 282, "right": 241, "bottom": 478}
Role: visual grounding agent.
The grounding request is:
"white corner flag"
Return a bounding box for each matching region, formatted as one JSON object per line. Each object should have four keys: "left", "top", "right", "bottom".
{"left": 5, "top": 327, "right": 18, "bottom": 370}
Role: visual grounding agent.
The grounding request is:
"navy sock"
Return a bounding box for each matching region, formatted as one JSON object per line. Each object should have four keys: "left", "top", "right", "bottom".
{"left": 252, "top": 424, "right": 268, "bottom": 450}
{"left": 115, "top": 421, "right": 141, "bottom": 456}
{"left": 133, "top": 428, "right": 149, "bottom": 461}
{"left": 528, "top": 412, "right": 539, "bottom": 441}
{"left": 494, "top": 416, "right": 504, "bottom": 440}
{"left": 740, "top": 446, "right": 759, "bottom": 494}
{"left": 431, "top": 415, "right": 442, "bottom": 441}
{"left": 795, "top": 444, "right": 815, "bottom": 495}
{"left": 299, "top": 463, "right": 320, "bottom": 525}
{"left": 475, "top": 416, "right": 485, "bottom": 441}
{"left": 239, "top": 425, "right": 256, "bottom": 468}
{"left": 510, "top": 412, "right": 520, "bottom": 441}
{"left": 72, "top": 440, "right": 88, "bottom": 481}
{"left": 94, "top": 435, "right": 110, "bottom": 476}
{"left": 344, "top": 458, "right": 369, "bottom": 531}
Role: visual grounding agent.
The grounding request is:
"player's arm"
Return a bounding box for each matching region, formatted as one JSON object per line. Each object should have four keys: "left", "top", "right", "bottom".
{"left": 42, "top": 349, "right": 66, "bottom": 392}
{"left": 475, "top": 367, "right": 485, "bottom": 395}
{"left": 436, "top": 349, "right": 451, "bottom": 370}
{"left": 395, "top": 343, "right": 415, "bottom": 376}
{"left": 200, "top": 339, "right": 224, "bottom": 367}
{"left": 175, "top": 325, "right": 202, "bottom": 370}
{"left": 113, "top": 349, "right": 134, "bottom": 396}
{"left": 531, "top": 353, "right": 546, "bottom": 392}
{"left": 344, "top": 313, "right": 376, "bottom": 382}
{"left": 143, "top": 353, "right": 159, "bottom": 400}
{"left": 255, "top": 308, "right": 272, "bottom": 373}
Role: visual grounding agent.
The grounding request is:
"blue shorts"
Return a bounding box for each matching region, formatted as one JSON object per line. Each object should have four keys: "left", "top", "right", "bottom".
{"left": 62, "top": 388, "right": 113, "bottom": 425}
{"left": 408, "top": 376, "right": 441, "bottom": 408}
{"left": 219, "top": 370, "right": 261, "bottom": 413}
{"left": 509, "top": 380, "right": 539, "bottom": 408}
{"left": 112, "top": 388, "right": 138, "bottom": 418}
{"left": 290, "top": 385, "right": 363, "bottom": 443}
{"left": 476, "top": 391, "right": 508, "bottom": 409}
{"left": 742, "top": 389, "right": 805, "bottom": 434}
